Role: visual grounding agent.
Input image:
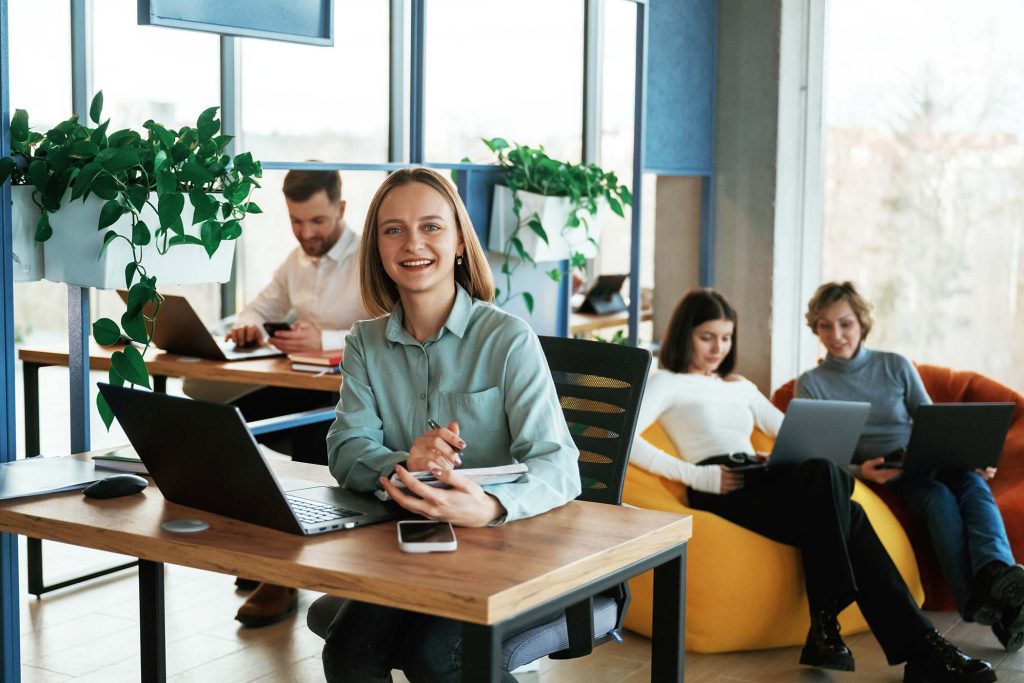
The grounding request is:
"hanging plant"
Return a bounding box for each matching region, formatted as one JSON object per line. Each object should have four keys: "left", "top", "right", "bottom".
{"left": 0, "top": 92, "right": 263, "bottom": 427}
{"left": 483, "top": 137, "right": 631, "bottom": 313}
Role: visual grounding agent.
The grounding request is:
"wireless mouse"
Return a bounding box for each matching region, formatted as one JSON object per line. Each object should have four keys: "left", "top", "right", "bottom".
{"left": 83, "top": 473, "right": 149, "bottom": 499}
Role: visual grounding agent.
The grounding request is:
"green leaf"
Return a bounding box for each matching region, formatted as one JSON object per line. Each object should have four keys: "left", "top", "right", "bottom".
{"left": 180, "top": 160, "right": 215, "bottom": 185}
{"left": 168, "top": 234, "right": 203, "bottom": 247}
{"left": 200, "top": 220, "right": 221, "bottom": 257}
{"left": 28, "top": 159, "right": 48, "bottom": 189}
{"left": 98, "top": 199, "right": 123, "bottom": 229}
{"left": 242, "top": 201, "right": 262, "bottom": 214}
{"left": 125, "top": 282, "right": 155, "bottom": 319}
{"left": 97, "top": 393, "right": 115, "bottom": 430}
{"left": 110, "top": 346, "right": 150, "bottom": 389}
{"left": 155, "top": 170, "right": 176, "bottom": 196}
{"left": 92, "top": 318, "right": 122, "bottom": 346}
{"left": 11, "top": 109, "right": 28, "bottom": 142}
{"left": 527, "top": 218, "right": 549, "bottom": 245}
{"left": 570, "top": 252, "right": 587, "bottom": 269}
{"left": 225, "top": 179, "right": 252, "bottom": 204}
{"left": 153, "top": 149, "right": 169, "bottom": 171}
{"left": 197, "top": 106, "right": 220, "bottom": 140}
{"left": 98, "top": 230, "right": 118, "bottom": 257}
{"left": 90, "top": 174, "right": 119, "bottom": 200}
{"left": 220, "top": 219, "right": 242, "bottom": 240}
{"left": 100, "top": 147, "right": 140, "bottom": 172}
{"left": 92, "top": 119, "right": 110, "bottom": 146}
{"left": 71, "top": 162, "right": 103, "bottom": 200}
{"left": 158, "top": 192, "right": 185, "bottom": 229}
{"left": 546, "top": 268, "right": 562, "bottom": 283}
{"left": 483, "top": 137, "right": 509, "bottom": 152}
{"left": 125, "top": 185, "right": 148, "bottom": 212}
{"left": 522, "top": 292, "right": 534, "bottom": 314}
{"left": 0, "top": 157, "right": 14, "bottom": 185}
{"left": 232, "top": 151, "right": 257, "bottom": 176}
{"left": 132, "top": 219, "right": 151, "bottom": 246}
{"left": 70, "top": 140, "right": 99, "bottom": 157}
{"left": 145, "top": 121, "right": 176, "bottom": 149}
{"left": 189, "top": 191, "right": 217, "bottom": 224}
{"left": 125, "top": 262, "right": 139, "bottom": 288}
{"left": 607, "top": 195, "right": 624, "bottom": 218}
{"left": 34, "top": 213, "right": 53, "bottom": 242}
{"left": 121, "top": 309, "right": 149, "bottom": 345}
{"left": 510, "top": 237, "right": 534, "bottom": 264}
{"left": 89, "top": 91, "right": 103, "bottom": 125}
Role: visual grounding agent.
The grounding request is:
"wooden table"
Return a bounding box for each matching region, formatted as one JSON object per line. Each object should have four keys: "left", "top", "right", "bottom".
{"left": 570, "top": 307, "right": 653, "bottom": 335}
{"left": 0, "top": 455, "right": 692, "bottom": 683}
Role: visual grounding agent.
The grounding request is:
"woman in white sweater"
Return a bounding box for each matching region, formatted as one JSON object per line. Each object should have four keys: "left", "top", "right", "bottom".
{"left": 630, "top": 289, "right": 993, "bottom": 683}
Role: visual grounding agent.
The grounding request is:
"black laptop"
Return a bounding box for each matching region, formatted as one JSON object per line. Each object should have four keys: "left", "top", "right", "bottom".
{"left": 97, "top": 384, "right": 400, "bottom": 535}
{"left": 116, "top": 291, "right": 283, "bottom": 361}
{"left": 890, "top": 403, "right": 1016, "bottom": 471}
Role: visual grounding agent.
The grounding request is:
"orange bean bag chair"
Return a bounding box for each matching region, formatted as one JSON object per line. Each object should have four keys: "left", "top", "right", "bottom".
{"left": 621, "top": 422, "right": 923, "bottom": 653}
{"left": 773, "top": 363, "right": 1024, "bottom": 612}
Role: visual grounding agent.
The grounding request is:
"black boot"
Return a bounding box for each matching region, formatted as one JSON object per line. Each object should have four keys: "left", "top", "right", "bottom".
{"left": 903, "top": 629, "right": 996, "bottom": 683}
{"left": 965, "top": 561, "right": 1024, "bottom": 626}
{"left": 994, "top": 603, "right": 1024, "bottom": 652}
{"left": 799, "top": 609, "right": 854, "bottom": 671}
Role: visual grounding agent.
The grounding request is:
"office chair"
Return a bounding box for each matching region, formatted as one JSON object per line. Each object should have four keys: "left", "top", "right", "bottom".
{"left": 306, "top": 336, "right": 652, "bottom": 672}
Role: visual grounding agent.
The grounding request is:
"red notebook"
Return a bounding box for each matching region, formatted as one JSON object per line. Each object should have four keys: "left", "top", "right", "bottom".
{"left": 287, "top": 349, "right": 344, "bottom": 366}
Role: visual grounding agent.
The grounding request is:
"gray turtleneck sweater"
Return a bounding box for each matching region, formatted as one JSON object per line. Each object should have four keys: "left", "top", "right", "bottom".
{"left": 794, "top": 347, "right": 932, "bottom": 462}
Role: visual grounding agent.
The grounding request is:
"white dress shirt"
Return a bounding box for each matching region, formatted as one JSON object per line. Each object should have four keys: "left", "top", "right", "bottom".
{"left": 235, "top": 224, "right": 365, "bottom": 350}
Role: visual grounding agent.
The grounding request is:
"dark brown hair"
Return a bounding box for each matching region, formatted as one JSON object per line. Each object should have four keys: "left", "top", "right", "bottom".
{"left": 282, "top": 169, "right": 342, "bottom": 203}
{"left": 805, "top": 281, "right": 873, "bottom": 340}
{"left": 660, "top": 289, "right": 738, "bottom": 376}
{"left": 359, "top": 167, "right": 495, "bottom": 317}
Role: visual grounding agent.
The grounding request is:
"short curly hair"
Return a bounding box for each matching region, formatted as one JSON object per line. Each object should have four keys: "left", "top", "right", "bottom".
{"left": 805, "top": 281, "right": 873, "bottom": 340}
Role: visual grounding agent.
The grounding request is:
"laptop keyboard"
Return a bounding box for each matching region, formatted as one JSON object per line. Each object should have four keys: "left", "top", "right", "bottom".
{"left": 287, "top": 495, "right": 361, "bottom": 525}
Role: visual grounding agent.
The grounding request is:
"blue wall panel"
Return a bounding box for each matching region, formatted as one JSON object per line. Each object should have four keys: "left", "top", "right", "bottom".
{"left": 644, "top": 0, "right": 717, "bottom": 175}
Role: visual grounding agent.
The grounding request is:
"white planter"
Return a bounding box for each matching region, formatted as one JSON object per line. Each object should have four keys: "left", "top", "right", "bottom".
{"left": 10, "top": 186, "right": 44, "bottom": 282}
{"left": 488, "top": 185, "right": 604, "bottom": 263}
{"left": 43, "top": 194, "right": 236, "bottom": 289}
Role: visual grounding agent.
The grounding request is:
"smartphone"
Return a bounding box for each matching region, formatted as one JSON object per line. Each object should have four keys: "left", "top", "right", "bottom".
{"left": 262, "top": 321, "right": 292, "bottom": 337}
{"left": 396, "top": 520, "right": 457, "bottom": 553}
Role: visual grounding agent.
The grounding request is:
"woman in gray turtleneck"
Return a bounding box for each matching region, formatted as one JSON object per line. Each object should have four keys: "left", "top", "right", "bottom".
{"left": 796, "top": 281, "right": 1023, "bottom": 652}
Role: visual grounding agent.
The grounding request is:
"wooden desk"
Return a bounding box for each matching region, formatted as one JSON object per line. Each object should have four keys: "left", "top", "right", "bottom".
{"left": 570, "top": 307, "right": 653, "bottom": 335}
{"left": 0, "top": 454, "right": 692, "bottom": 683}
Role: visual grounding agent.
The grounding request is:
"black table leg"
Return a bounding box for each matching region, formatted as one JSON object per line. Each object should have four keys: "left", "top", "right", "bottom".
{"left": 139, "top": 560, "right": 166, "bottom": 683}
{"left": 651, "top": 545, "right": 686, "bottom": 683}
{"left": 461, "top": 622, "right": 502, "bottom": 683}
{"left": 153, "top": 375, "right": 167, "bottom": 394}
{"left": 23, "top": 361, "right": 40, "bottom": 458}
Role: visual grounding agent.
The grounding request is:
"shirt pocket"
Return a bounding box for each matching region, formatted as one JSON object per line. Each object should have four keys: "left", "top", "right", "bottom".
{"left": 435, "top": 387, "right": 510, "bottom": 462}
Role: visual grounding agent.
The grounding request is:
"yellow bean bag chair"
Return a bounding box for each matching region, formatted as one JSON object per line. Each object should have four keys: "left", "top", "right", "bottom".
{"left": 622, "top": 422, "right": 924, "bottom": 653}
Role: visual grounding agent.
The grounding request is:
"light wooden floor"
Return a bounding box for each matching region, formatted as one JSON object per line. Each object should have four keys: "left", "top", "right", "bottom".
{"left": 14, "top": 538, "right": 1024, "bottom": 682}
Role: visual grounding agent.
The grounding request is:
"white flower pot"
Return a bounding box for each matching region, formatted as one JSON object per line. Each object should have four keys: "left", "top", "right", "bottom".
{"left": 43, "top": 194, "right": 236, "bottom": 290}
{"left": 10, "top": 186, "right": 44, "bottom": 282}
{"left": 488, "top": 185, "right": 604, "bottom": 263}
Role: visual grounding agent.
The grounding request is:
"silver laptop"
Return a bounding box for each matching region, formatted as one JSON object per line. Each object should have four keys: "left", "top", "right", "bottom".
{"left": 731, "top": 398, "right": 870, "bottom": 470}
{"left": 116, "top": 291, "right": 283, "bottom": 361}
{"left": 98, "top": 383, "right": 401, "bottom": 535}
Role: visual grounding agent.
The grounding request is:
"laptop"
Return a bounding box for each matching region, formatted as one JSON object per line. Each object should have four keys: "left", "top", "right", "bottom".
{"left": 116, "top": 291, "right": 283, "bottom": 361}
{"left": 888, "top": 403, "right": 1016, "bottom": 471}
{"left": 97, "top": 383, "right": 401, "bottom": 535}
{"left": 731, "top": 398, "right": 871, "bottom": 470}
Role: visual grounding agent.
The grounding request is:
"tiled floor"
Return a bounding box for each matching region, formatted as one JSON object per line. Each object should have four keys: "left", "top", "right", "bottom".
{"left": 13, "top": 538, "right": 1024, "bottom": 682}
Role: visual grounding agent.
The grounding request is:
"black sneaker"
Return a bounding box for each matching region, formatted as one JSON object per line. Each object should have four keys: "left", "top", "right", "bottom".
{"left": 903, "top": 630, "right": 996, "bottom": 683}
{"left": 965, "top": 561, "right": 1024, "bottom": 626}
{"left": 994, "top": 603, "right": 1024, "bottom": 651}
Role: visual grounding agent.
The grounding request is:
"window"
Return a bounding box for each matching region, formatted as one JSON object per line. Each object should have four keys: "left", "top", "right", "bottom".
{"left": 822, "top": 0, "right": 1024, "bottom": 389}
{"left": 424, "top": 0, "right": 585, "bottom": 163}
{"left": 240, "top": 0, "right": 389, "bottom": 163}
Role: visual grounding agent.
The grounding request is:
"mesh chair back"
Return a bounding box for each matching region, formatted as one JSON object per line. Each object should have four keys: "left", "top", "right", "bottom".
{"left": 539, "top": 336, "right": 652, "bottom": 505}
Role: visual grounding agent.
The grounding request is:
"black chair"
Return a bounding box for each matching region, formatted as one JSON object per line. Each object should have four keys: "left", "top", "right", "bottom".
{"left": 306, "top": 336, "right": 652, "bottom": 673}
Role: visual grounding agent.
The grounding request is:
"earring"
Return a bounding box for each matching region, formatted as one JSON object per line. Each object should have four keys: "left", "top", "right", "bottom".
{"left": 456, "top": 254, "right": 464, "bottom": 266}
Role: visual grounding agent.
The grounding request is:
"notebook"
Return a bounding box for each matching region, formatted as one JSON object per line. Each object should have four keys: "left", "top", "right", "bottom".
{"left": 375, "top": 463, "right": 528, "bottom": 501}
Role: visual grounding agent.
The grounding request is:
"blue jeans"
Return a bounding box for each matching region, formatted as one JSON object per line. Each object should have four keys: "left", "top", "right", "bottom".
{"left": 887, "top": 470, "right": 1015, "bottom": 615}
{"left": 322, "top": 600, "right": 518, "bottom": 683}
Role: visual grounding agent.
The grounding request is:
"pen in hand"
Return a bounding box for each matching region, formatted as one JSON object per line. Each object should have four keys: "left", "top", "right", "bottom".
{"left": 427, "top": 418, "right": 464, "bottom": 458}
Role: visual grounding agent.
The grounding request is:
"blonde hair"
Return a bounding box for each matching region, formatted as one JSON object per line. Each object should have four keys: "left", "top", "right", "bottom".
{"left": 805, "top": 281, "right": 874, "bottom": 340}
{"left": 359, "top": 167, "right": 495, "bottom": 317}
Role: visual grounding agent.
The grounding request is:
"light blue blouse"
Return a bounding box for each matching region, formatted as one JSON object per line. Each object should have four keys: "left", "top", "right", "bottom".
{"left": 326, "top": 285, "right": 581, "bottom": 523}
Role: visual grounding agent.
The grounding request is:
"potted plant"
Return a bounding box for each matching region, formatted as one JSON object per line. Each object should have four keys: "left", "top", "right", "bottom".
{"left": 0, "top": 92, "right": 263, "bottom": 426}
{"left": 483, "top": 138, "right": 631, "bottom": 313}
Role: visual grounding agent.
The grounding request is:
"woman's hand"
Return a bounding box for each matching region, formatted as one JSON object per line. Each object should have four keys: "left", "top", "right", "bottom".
{"left": 859, "top": 456, "right": 901, "bottom": 485}
{"left": 406, "top": 421, "right": 465, "bottom": 472}
{"left": 381, "top": 465, "right": 505, "bottom": 527}
{"left": 719, "top": 466, "right": 744, "bottom": 494}
{"left": 977, "top": 467, "right": 997, "bottom": 481}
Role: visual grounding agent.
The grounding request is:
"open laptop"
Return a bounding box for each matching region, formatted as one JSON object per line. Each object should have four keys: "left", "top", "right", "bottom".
{"left": 731, "top": 398, "right": 871, "bottom": 470}
{"left": 97, "top": 383, "right": 401, "bottom": 535}
{"left": 116, "top": 291, "right": 282, "bottom": 361}
{"left": 887, "top": 403, "right": 1016, "bottom": 471}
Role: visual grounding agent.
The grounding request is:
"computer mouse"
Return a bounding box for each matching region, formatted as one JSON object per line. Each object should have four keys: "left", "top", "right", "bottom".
{"left": 83, "top": 474, "right": 149, "bottom": 499}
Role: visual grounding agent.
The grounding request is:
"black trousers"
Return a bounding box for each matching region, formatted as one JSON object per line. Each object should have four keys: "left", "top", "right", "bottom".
{"left": 688, "top": 458, "right": 932, "bottom": 664}
{"left": 233, "top": 387, "right": 337, "bottom": 465}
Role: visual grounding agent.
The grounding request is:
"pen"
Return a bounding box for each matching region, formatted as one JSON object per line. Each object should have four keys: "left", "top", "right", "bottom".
{"left": 427, "top": 418, "right": 464, "bottom": 458}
